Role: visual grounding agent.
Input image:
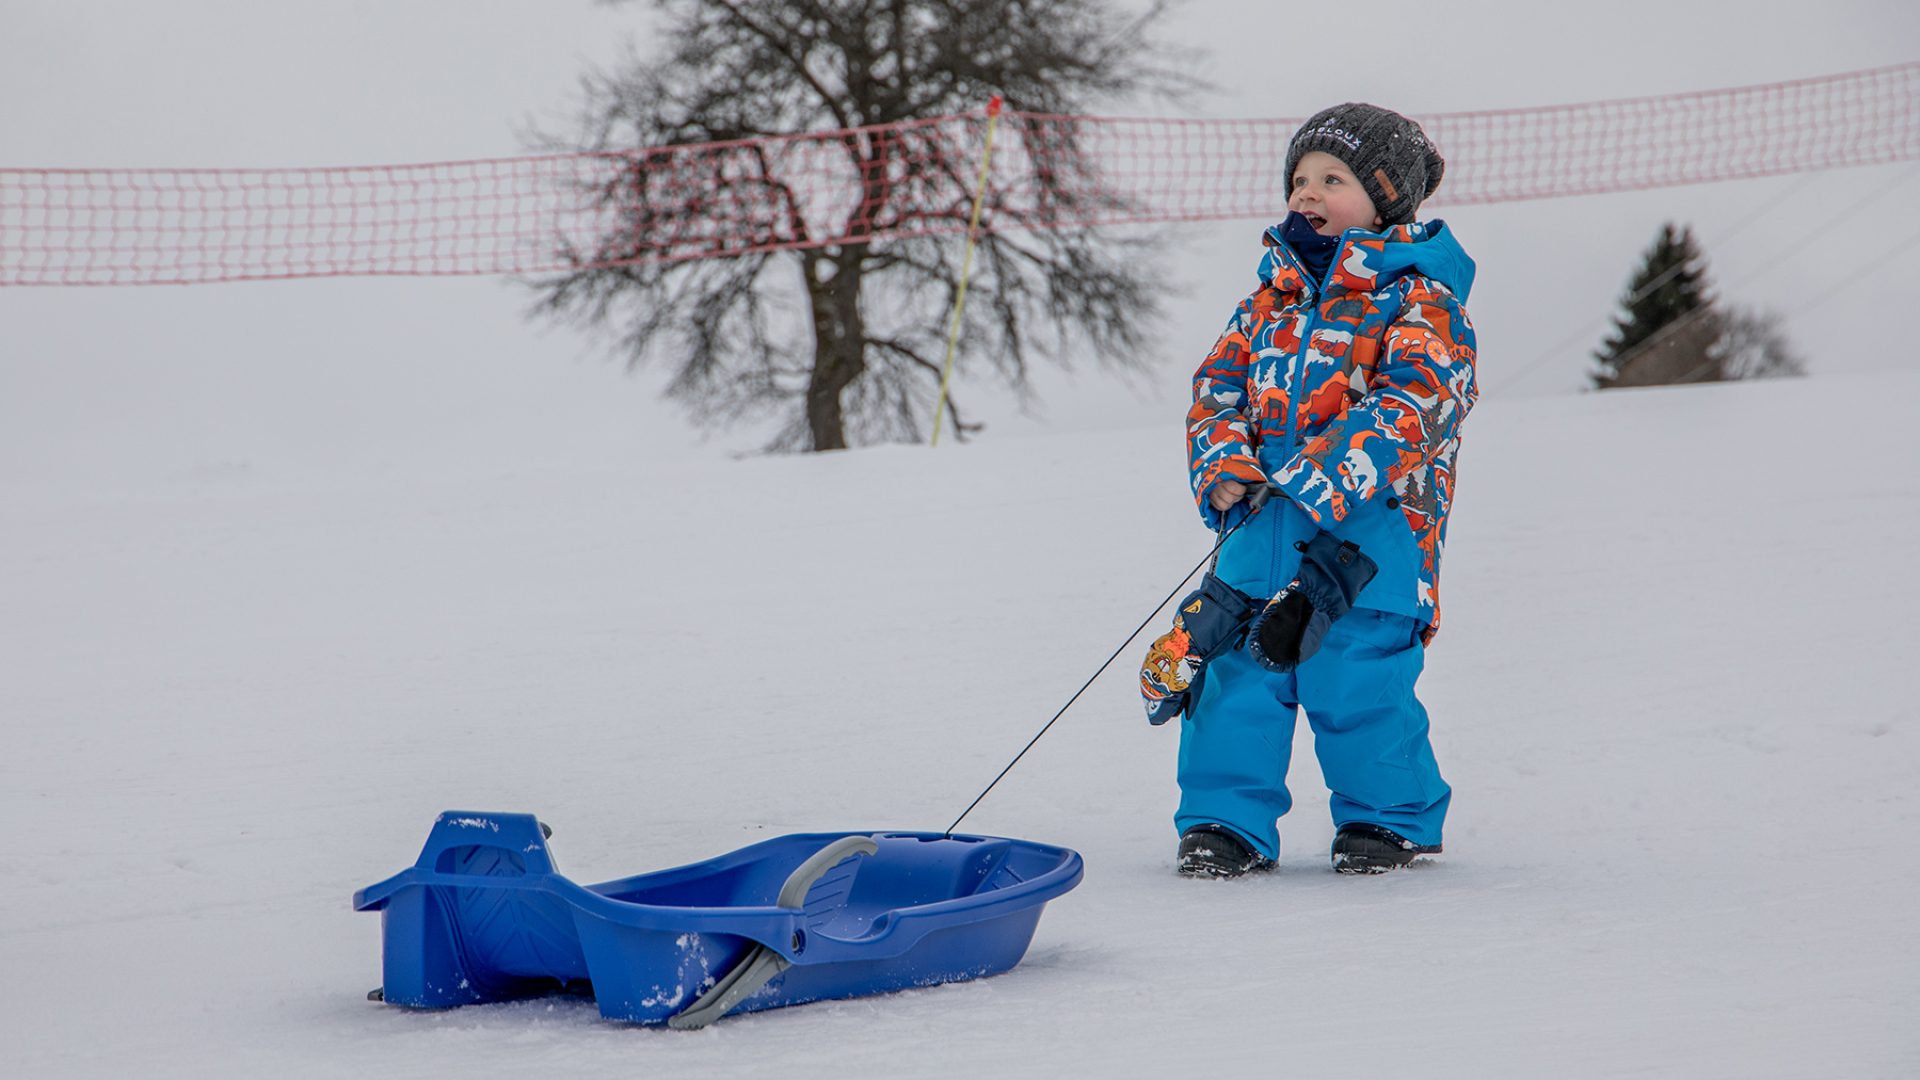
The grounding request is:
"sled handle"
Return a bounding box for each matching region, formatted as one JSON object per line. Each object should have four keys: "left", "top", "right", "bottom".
{"left": 775, "top": 835, "right": 879, "bottom": 907}
{"left": 667, "top": 835, "right": 879, "bottom": 1030}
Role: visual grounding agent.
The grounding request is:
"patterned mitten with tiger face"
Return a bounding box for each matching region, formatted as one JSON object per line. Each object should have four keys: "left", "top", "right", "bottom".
{"left": 1141, "top": 574, "right": 1261, "bottom": 725}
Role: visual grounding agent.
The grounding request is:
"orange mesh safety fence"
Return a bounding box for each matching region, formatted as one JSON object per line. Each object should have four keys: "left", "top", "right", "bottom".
{"left": 3, "top": 63, "right": 1915, "bottom": 286}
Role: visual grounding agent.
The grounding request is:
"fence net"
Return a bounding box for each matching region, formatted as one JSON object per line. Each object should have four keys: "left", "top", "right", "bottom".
{"left": 3, "top": 63, "right": 1915, "bottom": 286}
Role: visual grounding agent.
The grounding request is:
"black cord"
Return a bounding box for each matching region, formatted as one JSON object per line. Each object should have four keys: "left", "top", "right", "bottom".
{"left": 943, "top": 492, "right": 1268, "bottom": 837}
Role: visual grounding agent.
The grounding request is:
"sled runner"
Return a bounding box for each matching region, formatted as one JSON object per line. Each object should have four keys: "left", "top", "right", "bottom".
{"left": 353, "top": 812, "right": 1083, "bottom": 1028}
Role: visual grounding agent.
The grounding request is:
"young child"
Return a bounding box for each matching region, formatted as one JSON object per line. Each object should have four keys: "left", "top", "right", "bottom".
{"left": 1151, "top": 102, "right": 1478, "bottom": 876}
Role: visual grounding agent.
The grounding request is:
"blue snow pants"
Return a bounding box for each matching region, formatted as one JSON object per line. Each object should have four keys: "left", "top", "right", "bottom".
{"left": 1174, "top": 608, "right": 1450, "bottom": 861}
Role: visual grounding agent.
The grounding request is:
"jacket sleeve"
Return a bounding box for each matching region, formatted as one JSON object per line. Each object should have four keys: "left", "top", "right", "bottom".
{"left": 1188, "top": 291, "right": 1272, "bottom": 529}
{"left": 1269, "top": 278, "right": 1477, "bottom": 527}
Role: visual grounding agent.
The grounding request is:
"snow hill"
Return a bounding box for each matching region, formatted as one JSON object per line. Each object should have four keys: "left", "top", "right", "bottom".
{"left": 4, "top": 371, "right": 1915, "bottom": 1078}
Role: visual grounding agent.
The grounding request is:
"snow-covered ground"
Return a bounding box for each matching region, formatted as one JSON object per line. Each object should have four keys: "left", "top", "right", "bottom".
{"left": 4, "top": 370, "right": 1915, "bottom": 1078}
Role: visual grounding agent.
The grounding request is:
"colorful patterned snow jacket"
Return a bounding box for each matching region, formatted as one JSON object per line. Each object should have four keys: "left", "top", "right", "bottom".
{"left": 1189, "top": 217, "right": 1478, "bottom": 641}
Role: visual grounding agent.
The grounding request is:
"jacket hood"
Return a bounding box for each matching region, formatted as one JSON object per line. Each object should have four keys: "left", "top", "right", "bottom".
{"left": 1259, "top": 218, "right": 1476, "bottom": 302}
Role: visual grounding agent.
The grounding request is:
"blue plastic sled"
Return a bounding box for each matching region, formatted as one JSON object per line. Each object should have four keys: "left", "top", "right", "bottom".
{"left": 353, "top": 812, "right": 1084, "bottom": 1028}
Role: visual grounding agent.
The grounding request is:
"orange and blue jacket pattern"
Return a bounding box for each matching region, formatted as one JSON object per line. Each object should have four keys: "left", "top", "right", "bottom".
{"left": 1188, "top": 218, "right": 1478, "bottom": 641}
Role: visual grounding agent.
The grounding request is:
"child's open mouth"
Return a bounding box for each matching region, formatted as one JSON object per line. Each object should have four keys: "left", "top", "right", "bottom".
{"left": 1304, "top": 213, "right": 1328, "bottom": 229}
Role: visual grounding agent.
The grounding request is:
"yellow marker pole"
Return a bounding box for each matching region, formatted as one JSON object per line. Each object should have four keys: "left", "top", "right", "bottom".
{"left": 930, "top": 95, "right": 1004, "bottom": 447}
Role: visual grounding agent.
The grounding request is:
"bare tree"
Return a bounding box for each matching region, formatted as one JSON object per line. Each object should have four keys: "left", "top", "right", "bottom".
{"left": 1713, "top": 305, "right": 1807, "bottom": 380}
{"left": 528, "top": 0, "right": 1189, "bottom": 451}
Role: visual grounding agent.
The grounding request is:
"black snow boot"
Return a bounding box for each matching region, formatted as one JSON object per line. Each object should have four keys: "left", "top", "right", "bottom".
{"left": 1331, "top": 823, "right": 1440, "bottom": 874}
{"left": 1177, "top": 824, "right": 1275, "bottom": 879}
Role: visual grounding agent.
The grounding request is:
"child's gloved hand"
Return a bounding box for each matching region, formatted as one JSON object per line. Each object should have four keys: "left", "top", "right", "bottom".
{"left": 1140, "top": 574, "right": 1261, "bottom": 725}
{"left": 1248, "top": 531, "right": 1378, "bottom": 672}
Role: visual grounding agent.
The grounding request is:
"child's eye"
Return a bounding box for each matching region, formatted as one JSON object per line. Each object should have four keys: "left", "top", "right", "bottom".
{"left": 1325, "top": 175, "right": 1340, "bottom": 185}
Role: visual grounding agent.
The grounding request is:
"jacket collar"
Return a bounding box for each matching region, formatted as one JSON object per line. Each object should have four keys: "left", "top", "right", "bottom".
{"left": 1258, "top": 221, "right": 1433, "bottom": 297}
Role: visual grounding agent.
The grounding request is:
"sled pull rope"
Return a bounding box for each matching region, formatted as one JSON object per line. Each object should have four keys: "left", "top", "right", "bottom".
{"left": 944, "top": 488, "right": 1273, "bottom": 837}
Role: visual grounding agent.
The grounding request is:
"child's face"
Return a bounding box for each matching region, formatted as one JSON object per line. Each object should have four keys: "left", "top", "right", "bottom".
{"left": 1288, "top": 151, "right": 1383, "bottom": 236}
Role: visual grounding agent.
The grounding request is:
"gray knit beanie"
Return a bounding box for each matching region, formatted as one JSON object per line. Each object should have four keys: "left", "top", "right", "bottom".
{"left": 1284, "top": 103, "right": 1445, "bottom": 227}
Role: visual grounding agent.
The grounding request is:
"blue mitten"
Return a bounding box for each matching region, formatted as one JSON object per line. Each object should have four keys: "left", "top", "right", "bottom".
{"left": 1141, "top": 573, "right": 1261, "bottom": 725}
{"left": 1247, "top": 531, "right": 1377, "bottom": 672}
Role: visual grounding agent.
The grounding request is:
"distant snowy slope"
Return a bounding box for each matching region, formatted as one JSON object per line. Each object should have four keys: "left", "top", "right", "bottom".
{"left": 2, "top": 372, "right": 1915, "bottom": 1078}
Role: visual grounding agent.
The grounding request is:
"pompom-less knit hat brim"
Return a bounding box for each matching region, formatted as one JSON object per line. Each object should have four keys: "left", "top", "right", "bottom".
{"left": 1285, "top": 103, "right": 1445, "bottom": 227}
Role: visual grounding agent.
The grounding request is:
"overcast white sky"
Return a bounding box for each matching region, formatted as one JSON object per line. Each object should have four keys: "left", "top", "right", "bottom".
{"left": 3, "top": 1, "right": 1916, "bottom": 488}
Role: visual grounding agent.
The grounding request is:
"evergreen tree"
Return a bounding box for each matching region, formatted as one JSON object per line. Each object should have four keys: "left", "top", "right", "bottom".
{"left": 1592, "top": 223, "right": 1724, "bottom": 389}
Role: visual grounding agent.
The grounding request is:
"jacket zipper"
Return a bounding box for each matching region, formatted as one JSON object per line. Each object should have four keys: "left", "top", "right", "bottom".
{"left": 1273, "top": 245, "right": 1324, "bottom": 591}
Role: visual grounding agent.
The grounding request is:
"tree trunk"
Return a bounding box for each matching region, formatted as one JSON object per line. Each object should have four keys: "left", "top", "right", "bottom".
{"left": 804, "top": 249, "right": 867, "bottom": 451}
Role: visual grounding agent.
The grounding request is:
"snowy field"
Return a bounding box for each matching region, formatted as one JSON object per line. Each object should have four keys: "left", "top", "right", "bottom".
{"left": 4, "top": 369, "right": 1916, "bottom": 1078}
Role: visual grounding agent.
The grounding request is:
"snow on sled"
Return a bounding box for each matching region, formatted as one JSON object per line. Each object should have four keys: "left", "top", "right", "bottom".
{"left": 353, "top": 811, "right": 1084, "bottom": 1028}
